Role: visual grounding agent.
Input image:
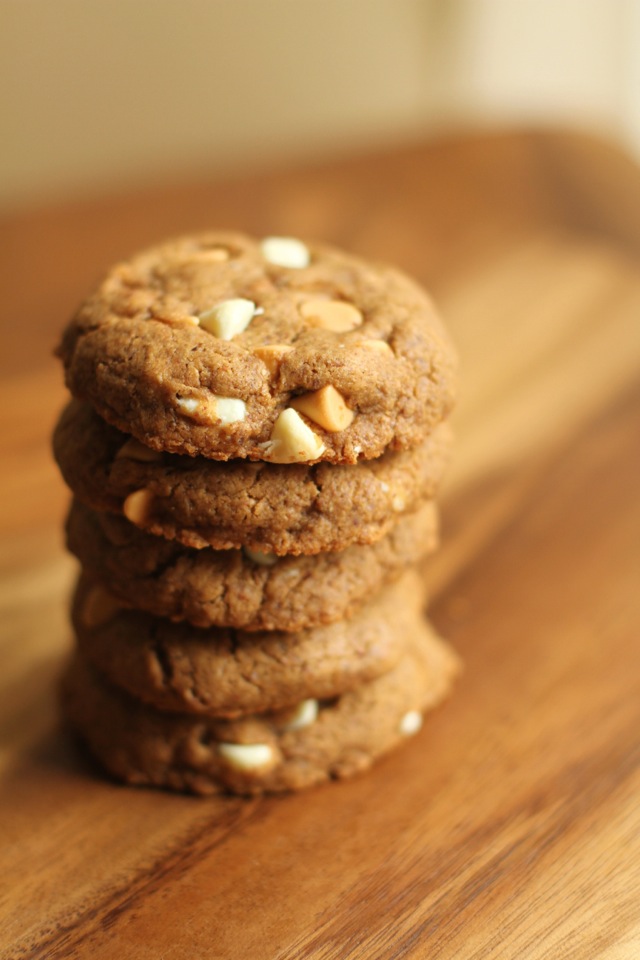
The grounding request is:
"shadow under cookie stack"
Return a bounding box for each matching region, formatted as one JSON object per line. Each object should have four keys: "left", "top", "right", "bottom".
{"left": 53, "top": 232, "right": 460, "bottom": 796}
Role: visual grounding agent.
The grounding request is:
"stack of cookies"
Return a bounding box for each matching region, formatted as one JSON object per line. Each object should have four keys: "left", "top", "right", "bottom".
{"left": 53, "top": 232, "right": 459, "bottom": 795}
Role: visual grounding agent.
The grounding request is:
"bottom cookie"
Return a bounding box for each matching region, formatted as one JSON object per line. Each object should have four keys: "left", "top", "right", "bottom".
{"left": 61, "top": 623, "right": 460, "bottom": 796}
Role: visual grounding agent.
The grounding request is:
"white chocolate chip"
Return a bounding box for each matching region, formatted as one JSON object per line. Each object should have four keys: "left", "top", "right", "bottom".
{"left": 193, "top": 247, "right": 229, "bottom": 263}
{"left": 175, "top": 394, "right": 246, "bottom": 425}
{"left": 243, "top": 546, "right": 278, "bottom": 567}
{"left": 217, "top": 742, "right": 274, "bottom": 771}
{"left": 300, "top": 299, "right": 362, "bottom": 332}
{"left": 392, "top": 495, "right": 406, "bottom": 512}
{"left": 215, "top": 397, "right": 247, "bottom": 425}
{"left": 357, "top": 338, "right": 394, "bottom": 356}
{"left": 263, "top": 408, "right": 325, "bottom": 463}
{"left": 156, "top": 313, "right": 200, "bottom": 328}
{"left": 198, "top": 298, "right": 257, "bottom": 339}
{"left": 115, "top": 438, "right": 163, "bottom": 463}
{"left": 283, "top": 699, "right": 319, "bottom": 732}
{"left": 175, "top": 396, "right": 200, "bottom": 415}
{"left": 379, "top": 481, "right": 390, "bottom": 493}
{"left": 261, "top": 236, "right": 310, "bottom": 269}
{"left": 400, "top": 710, "right": 423, "bottom": 736}
{"left": 123, "top": 489, "right": 153, "bottom": 526}
{"left": 290, "top": 385, "right": 355, "bottom": 433}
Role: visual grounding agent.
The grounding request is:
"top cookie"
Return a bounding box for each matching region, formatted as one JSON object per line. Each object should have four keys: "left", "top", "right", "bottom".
{"left": 57, "top": 232, "right": 457, "bottom": 464}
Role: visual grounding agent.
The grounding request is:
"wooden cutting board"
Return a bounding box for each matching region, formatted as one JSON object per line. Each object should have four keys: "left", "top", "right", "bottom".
{"left": 0, "top": 131, "right": 638, "bottom": 959}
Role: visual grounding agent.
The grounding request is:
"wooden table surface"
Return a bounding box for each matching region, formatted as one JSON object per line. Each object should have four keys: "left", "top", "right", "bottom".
{"left": 1, "top": 130, "right": 639, "bottom": 959}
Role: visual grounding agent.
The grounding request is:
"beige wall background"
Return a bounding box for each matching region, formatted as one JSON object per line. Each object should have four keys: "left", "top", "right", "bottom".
{"left": 1, "top": 0, "right": 638, "bottom": 212}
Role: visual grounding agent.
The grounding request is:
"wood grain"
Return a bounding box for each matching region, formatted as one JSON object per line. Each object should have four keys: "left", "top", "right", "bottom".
{"left": 0, "top": 130, "right": 638, "bottom": 959}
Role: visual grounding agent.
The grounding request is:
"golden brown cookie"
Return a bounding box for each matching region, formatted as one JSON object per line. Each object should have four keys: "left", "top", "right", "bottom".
{"left": 66, "top": 498, "right": 439, "bottom": 631}
{"left": 53, "top": 400, "right": 452, "bottom": 555}
{"left": 72, "top": 571, "right": 428, "bottom": 717}
{"left": 56, "top": 232, "right": 457, "bottom": 464}
{"left": 61, "top": 619, "right": 460, "bottom": 796}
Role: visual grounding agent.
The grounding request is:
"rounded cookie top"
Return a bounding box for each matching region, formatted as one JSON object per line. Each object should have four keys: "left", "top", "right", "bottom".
{"left": 62, "top": 618, "right": 460, "bottom": 795}
{"left": 53, "top": 400, "right": 452, "bottom": 555}
{"left": 66, "top": 498, "right": 439, "bottom": 632}
{"left": 57, "top": 231, "right": 457, "bottom": 464}
{"left": 72, "top": 570, "right": 427, "bottom": 718}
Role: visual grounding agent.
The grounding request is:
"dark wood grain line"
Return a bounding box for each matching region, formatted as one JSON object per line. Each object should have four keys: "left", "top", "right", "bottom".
{"left": 16, "top": 795, "right": 268, "bottom": 960}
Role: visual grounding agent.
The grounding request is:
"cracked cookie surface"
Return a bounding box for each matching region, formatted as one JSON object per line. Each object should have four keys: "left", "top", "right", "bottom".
{"left": 72, "top": 571, "right": 427, "bottom": 718}
{"left": 66, "top": 499, "right": 439, "bottom": 631}
{"left": 57, "top": 231, "right": 457, "bottom": 464}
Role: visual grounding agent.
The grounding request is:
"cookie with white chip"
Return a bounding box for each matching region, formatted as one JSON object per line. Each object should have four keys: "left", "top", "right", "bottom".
{"left": 72, "top": 570, "right": 427, "bottom": 717}
{"left": 61, "top": 617, "right": 460, "bottom": 795}
{"left": 53, "top": 400, "right": 452, "bottom": 555}
{"left": 66, "top": 498, "right": 439, "bottom": 631}
{"left": 57, "top": 231, "right": 457, "bottom": 464}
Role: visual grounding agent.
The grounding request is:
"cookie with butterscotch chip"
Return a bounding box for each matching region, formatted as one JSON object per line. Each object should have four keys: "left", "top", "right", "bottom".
{"left": 53, "top": 400, "right": 452, "bottom": 555}
{"left": 57, "top": 232, "right": 457, "bottom": 464}
{"left": 61, "top": 614, "right": 460, "bottom": 796}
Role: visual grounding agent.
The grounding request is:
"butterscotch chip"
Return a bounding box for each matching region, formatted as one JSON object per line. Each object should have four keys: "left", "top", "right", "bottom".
{"left": 252, "top": 344, "right": 294, "bottom": 376}
{"left": 290, "top": 385, "right": 355, "bottom": 433}
{"left": 122, "top": 488, "right": 153, "bottom": 526}
{"left": 81, "top": 585, "right": 122, "bottom": 629}
{"left": 299, "top": 299, "right": 363, "bottom": 332}
{"left": 356, "top": 338, "right": 394, "bottom": 356}
{"left": 54, "top": 400, "right": 452, "bottom": 555}
{"left": 193, "top": 247, "right": 229, "bottom": 263}
{"left": 61, "top": 617, "right": 461, "bottom": 795}
{"left": 56, "top": 231, "right": 457, "bottom": 464}
{"left": 115, "top": 439, "right": 163, "bottom": 463}
{"left": 165, "top": 246, "right": 230, "bottom": 267}
{"left": 243, "top": 546, "right": 278, "bottom": 567}
{"left": 156, "top": 314, "right": 200, "bottom": 328}
{"left": 66, "top": 499, "right": 439, "bottom": 632}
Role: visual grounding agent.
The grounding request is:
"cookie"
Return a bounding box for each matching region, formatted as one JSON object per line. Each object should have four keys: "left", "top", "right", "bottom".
{"left": 72, "top": 571, "right": 428, "bottom": 717}
{"left": 61, "top": 619, "right": 460, "bottom": 795}
{"left": 66, "top": 497, "right": 439, "bottom": 632}
{"left": 53, "top": 400, "right": 452, "bottom": 555}
{"left": 56, "top": 231, "right": 457, "bottom": 464}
